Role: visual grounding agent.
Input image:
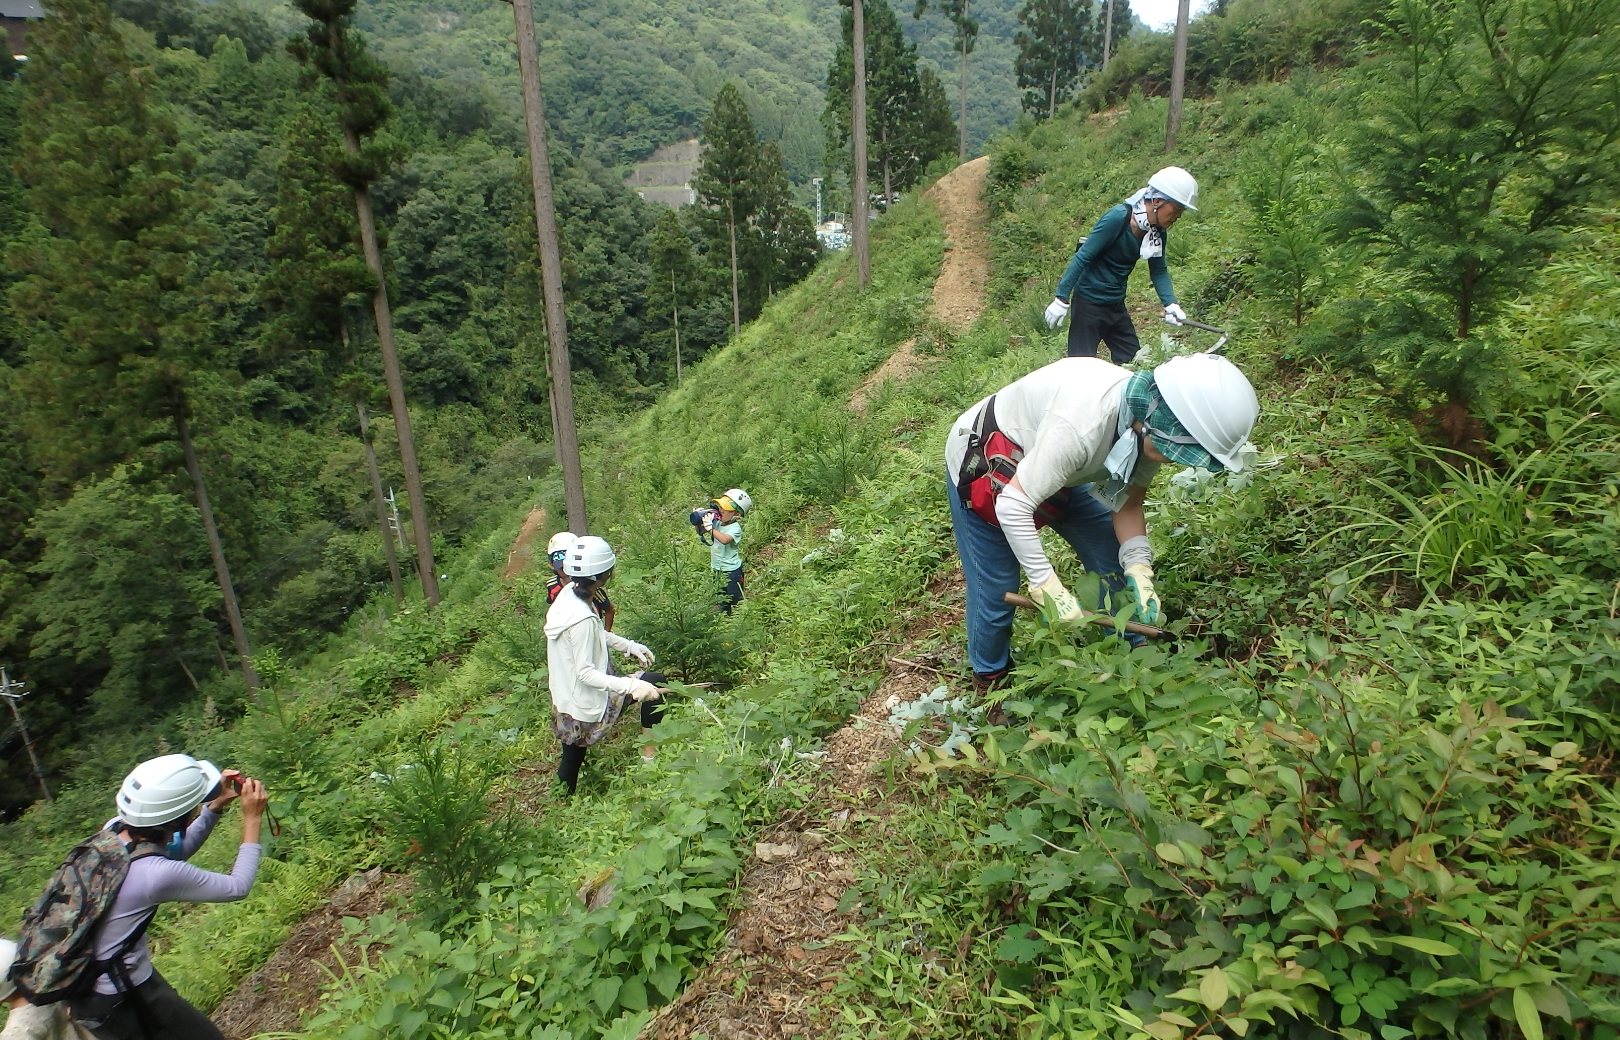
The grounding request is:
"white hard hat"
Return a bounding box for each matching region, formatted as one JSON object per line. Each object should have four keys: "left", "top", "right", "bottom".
{"left": 563, "top": 535, "right": 617, "bottom": 579}
{"left": 1147, "top": 166, "right": 1198, "bottom": 211}
{"left": 546, "top": 531, "right": 577, "bottom": 556}
{"left": 1153, "top": 353, "right": 1258, "bottom": 472}
{"left": 719, "top": 488, "right": 753, "bottom": 514}
{"left": 0, "top": 937, "right": 16, "bottom": 1001}
{"left": 115, "top": 754, "right": 221, "bottom": 828}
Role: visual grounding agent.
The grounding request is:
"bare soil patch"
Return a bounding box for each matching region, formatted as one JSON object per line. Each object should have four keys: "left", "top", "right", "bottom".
{"left": 211, "top": 869, "right": 412, "bottom": 1040}
{"left": 503, "top": 506, "right": 549, "bottom": 579}
{"left": 847, "top": 156, "right": 991, "bottom": 414}
{"left": 645, "top": 571, "right": 966, "bottom": 1040}
{"left": 925, "top": 156, "right": 991, "bottom": 335}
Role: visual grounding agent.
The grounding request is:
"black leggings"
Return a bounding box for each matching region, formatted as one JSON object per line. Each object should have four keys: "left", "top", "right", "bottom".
{"left": 557, "top": 672, "right": 667, "bottom": 793}
{"left": 1065, "top": 298, "right": 1141, "bottom": 365}
{"left": 73, "top": 971, "right": 225, "bottom": 1040}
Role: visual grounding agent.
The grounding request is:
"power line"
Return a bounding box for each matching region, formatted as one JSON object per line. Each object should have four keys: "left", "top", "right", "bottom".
{"left": 1, "top": 667, "right": 52, "bottom": 802}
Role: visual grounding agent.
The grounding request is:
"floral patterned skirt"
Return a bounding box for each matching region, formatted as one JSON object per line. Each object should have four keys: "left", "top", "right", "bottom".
{"left": 552, "top": 688, "right": 632, "bottom": 748}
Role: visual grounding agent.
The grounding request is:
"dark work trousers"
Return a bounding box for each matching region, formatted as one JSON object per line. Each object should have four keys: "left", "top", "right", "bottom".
{"left": 718, "top": 566, "right": 744, "bottom": 614}
{"left": 73, "top": 971, "right": 226, "bottom": 1040}
{"left": 557, "top": 671, "right": 668, "bottom": 793}
{"left": 1065, "top": 298, "right": 1141, "bottom": 365}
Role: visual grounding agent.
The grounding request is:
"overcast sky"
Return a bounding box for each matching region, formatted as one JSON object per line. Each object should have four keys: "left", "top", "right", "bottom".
{"left": 1128, "top": 0, "right": 1215, "bottom": 31}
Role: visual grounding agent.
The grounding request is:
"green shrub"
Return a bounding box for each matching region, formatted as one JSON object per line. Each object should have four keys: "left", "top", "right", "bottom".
{"left": 380, "top": 741, "right": 517, "bottom": 919}
{"left": 932, "top": 619, "right": 1620, "bottom": 1040}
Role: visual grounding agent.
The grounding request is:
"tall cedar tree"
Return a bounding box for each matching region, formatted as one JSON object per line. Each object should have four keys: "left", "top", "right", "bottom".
{"left": 260, "top": 104, "right": 372, "bottom": 397}
{"left": 825, "top": 0, "right": 956, "bottom": 208}
{"left": 1015, "top": 0, "right": 1100, "bottom": 119}
{"left": 1331, "top": 0, "right": 1620, "bottom": 409}
{"left": 694, "top": 84, "right": 819, "bottom": 335}
{"left": 646, "top": 210, "right": 697, "bottom": 384}
{"left": 912, "top": 0, "right": 978, "bottom": 158}
{"left": 288, "top": 0, "right": 441, "bottom": 606}
{"left": 8, "top": 0, "right": 259, "bottom": 691}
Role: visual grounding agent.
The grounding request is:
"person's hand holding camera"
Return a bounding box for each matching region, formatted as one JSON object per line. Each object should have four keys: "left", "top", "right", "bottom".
{"left": 237, "top": 777, "right": 269, "bottom": 843}
{"left": 207, "top": 769, "right": 244, "bottom": 812}
{"left": 700, "top": 510, "right": 716, "bottom": 533}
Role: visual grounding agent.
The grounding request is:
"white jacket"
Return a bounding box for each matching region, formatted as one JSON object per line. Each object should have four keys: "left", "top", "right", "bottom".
{"left": 544, "top": 583, "right": 641, "bottom": 722}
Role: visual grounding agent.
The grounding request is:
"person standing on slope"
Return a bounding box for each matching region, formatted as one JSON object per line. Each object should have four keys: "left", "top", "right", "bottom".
{"left": 946, "top": 352, "right": 1258, "bottom": 691}
{"left": 545, "top": 536, "right": 666, "bottom": 793}
{"left": 1043, "top": 167, "right": 1200, "bottom": 364}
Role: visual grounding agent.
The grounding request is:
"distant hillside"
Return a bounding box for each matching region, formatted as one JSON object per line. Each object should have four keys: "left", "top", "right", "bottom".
{"left": 245, "top": 0, "right": 1027, "bottom": 177}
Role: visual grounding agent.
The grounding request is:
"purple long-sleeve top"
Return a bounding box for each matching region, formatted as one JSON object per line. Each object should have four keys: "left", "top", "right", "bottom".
{"left": 90, "top": 807, "right": 261, "bottom": 994}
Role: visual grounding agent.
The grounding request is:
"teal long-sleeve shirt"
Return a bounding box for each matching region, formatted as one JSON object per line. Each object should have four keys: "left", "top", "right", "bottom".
{"left": 1055, "top": 203, "right": 1176, "bottom": 307}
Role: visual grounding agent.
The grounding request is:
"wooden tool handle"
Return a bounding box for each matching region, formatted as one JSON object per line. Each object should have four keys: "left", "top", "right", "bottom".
{"left": 1003, "top": 592, "right": 1169, "bottom": 639}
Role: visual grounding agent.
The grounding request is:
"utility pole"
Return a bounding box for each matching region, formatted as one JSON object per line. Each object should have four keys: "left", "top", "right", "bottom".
{"left": 357, "top": 403, "right": 403, "bottom": 604}
{"left": 813, "top": 176, "right": 824, "bottom": 226}
{"left": 508, "top": 0, "right": 589, "bottom": 535}
{"left": 1, "top": 668, "right": 51, "bottom": 802}
{"left": 1165, "top": 0, "right": 1190, "bottom": 152}
{"left": 1102, "top": 0, "right": 1115, "bottom": 70}
{"left": 852, "top": 0, "right": 871, "bottom": 289}
{"left": 386, "top": 488, "right": 407, "bottom": 561}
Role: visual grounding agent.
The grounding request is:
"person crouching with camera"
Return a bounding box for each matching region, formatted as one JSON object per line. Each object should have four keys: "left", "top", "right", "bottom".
{"left": 544, "top": 536, "right": 665, "bottom": 794}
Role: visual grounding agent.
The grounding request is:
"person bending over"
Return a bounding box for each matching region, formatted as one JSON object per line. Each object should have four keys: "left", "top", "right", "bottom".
{"left": 946, "top": 353, "right": 1258, "bottom": 692}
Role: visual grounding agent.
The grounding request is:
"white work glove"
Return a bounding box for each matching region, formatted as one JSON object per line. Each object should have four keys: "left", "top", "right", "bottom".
{"left": 1124, "top": 563, "right": 1163, "bottom": 625}
{"left": 1044, "top": 298, "right": 1070, "bottom": 330}
{"left": 700, "top": 511, "right": 715, "bottom": 532}
{"left": 1030, "top": 574, "right": 1085, "bottom": 624}
{"left": 628, "top": 679, "right": 662, "bottom": 703}
{"left": 1163, "top": 303, "right": 1187, "bottom": 326}
{"left": 621, "top": 640, "right": 655, "bottom": 668}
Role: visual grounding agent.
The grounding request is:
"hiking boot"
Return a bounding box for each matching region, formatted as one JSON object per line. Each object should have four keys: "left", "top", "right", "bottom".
{"left": 974, "top": 668, "right": 1010, "bottom": 726}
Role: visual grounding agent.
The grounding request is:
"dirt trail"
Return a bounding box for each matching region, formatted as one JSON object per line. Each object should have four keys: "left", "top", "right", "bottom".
{"left": 646, "top": 575, "right": 966, "bottom": 1040}
{"left": 211, "top": 870, "right": 411, "bottom": 1040}
{"left": 848, "top": 155, "right": 991, "bottom": 412}
{"left": 927, "top": 155, "right": 991, "bottom": 334}
{"left": 502, "top": 506, "right": 549, "bottom": 579}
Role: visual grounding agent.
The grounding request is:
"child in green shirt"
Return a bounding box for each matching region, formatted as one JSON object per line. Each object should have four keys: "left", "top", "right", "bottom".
{"left": 703, "top": 488, "right": 752, "bottom": 612}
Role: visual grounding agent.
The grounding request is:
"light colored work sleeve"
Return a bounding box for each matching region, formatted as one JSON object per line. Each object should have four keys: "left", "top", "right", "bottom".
{"left": 146, "top": 842, "right": 262, "bottom": 904}
{"left": 1118, "top": 534, "right": 1154, "bottom": 570}
{"left": 604, "top": 630, "right": 637, "bottom": 655}
{"left": 176, "top": 806, "right": 221, "bottom": 859}
{"left": 995, "top": 485, "right": 1057, "bottom": 588}
{"left": 560, "top": 621, "right": 639, "bottom": 697}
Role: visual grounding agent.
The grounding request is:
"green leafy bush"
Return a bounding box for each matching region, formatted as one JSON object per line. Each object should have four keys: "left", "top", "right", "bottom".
{"left": 937, "top": 620, "right": 1620, "bottom": 1040}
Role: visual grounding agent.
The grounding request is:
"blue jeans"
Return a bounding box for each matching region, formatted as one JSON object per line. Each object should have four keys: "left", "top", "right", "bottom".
{"left": 947, "top": 476, "right": 1128, "bottom": 676}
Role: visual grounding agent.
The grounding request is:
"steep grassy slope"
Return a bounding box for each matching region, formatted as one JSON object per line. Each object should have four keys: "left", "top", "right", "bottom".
{"left": 3, "top": 71, "right": 1617, "bottom": 1040}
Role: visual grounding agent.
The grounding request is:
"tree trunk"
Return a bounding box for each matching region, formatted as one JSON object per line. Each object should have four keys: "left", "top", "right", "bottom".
{"left": 958, "top": 24, "right": 969, "bottom": 158}
{"left": 511, "top": 0, "right": 589, "bottom": 536}
{"left": 347, "top": 180, "right": 439, "bottom": 607}
{"left": 1165, "top": 0, "right": 1190, "bottom": 153}
{"left": 1049, "top": 65, "right": 1057, "bottom": 119}
{"left": 1103, "top": 0, "right": 1114, "bottom": 70}
{"left": 728, "top": 200, "right": 741, "bottom": 335}
{"left": 852, "top": 0, "right": 871, "bottom": 289}
{"left": 175, "top": 408, "right": 259, "bottom": 696}
{"left": 671, "top": 270, "right": 682, "bottom": 386}
{"left": 357, "top": 402, "right": 403, "bottom": 604}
